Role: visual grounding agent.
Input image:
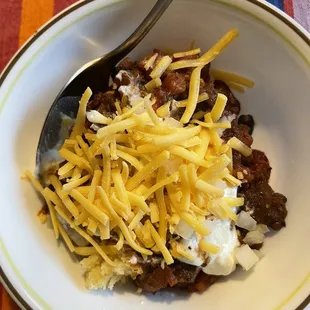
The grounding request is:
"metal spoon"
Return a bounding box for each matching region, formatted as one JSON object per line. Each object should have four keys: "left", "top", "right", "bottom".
{"left": 36, "top": 0, "right": 173, "bottom": 176}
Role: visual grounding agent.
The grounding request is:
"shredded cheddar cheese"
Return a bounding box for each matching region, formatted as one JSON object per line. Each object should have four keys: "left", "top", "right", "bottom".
{"left": 144, "top": 53, "right": 158, "bottom": 71}
{"left": 199, "top": 239, "right": 220, "bottom": 254}
{"left": 168, "top": 29, "right": 239, "bottom": 71}
{"left": 211, "top": 94, "right": 228, "bottom": 122}
{"left": 58, "top": 162, "right": 75, "bottom": 176}
{"left": 25, "top": 171, "right": 59, "bottom": 239}
{"left": 173, "top": 48, "right": 201, "bottom": 58}
{"left": 177, "top": 92, "right": 209, "bottom": 108}
{"left": 70, "top": 87, "right": 92, "bottom": 138}
{"left": 156, "top": 167, "right": 168, "bottom": 242}
{"left": 25, "top": 32, "right": 248, "bottom": 274}
{"left": 145, "top": 78, "right": 162, "bottom": 92}
{"left": 150, "top": 56, "right": 172, "bottom": 79}
{"left": 211, "top": 68, "right": 255, "bottom": 88}
{"left": 180, "top": 66, "right": 203, "bottom": 123}
{"left": 147, "top": 220, "right": 174, "bottom": 265}
{"left": 156, "top": 102, "right": 170, "bottom": 117}
{"left": 227, "top": 137, "right": 252, "bottom": 157}
{"left": 152, "top": 125, "right": 201, "bottom": 147}
{"left": 98, "top": 186, "right": 152, "bottom": 256}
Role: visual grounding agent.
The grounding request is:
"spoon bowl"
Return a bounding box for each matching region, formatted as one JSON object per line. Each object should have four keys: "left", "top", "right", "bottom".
{"left": 36, "top": 0, "right": 173, "bottom": 176}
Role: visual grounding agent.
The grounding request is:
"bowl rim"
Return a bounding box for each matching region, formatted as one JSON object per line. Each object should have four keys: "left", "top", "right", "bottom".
{"left": 0, "top": 0, "right": 309, "bottom": 309}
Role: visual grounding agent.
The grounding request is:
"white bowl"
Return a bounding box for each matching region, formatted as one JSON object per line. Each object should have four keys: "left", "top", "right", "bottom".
{"left": 0, "top": 0, "right": 309, "bottom": 309}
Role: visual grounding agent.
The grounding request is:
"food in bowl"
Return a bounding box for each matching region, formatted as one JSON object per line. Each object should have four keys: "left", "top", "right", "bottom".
{"left": 25, "top": 29, "right": 287, "bottom": 293}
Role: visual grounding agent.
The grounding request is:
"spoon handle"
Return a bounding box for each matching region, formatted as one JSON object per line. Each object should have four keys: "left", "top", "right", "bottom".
{"left": 109, "top": 0, "right": 173, "bottom": 62}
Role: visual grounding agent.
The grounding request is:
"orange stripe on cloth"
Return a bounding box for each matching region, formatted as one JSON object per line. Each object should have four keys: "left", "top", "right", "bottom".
{"left": 19, "top": 0, "right": 55, "bottom": 46}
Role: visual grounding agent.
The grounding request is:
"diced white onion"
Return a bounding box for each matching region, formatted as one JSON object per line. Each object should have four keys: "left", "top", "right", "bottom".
{"left": 90, "top": 124, "right": 101, "bottom": 132}
{"left": 235, "top": 244, "right": 259, "bottom": 271}
{"left": 224, "top": 186, "right": 238, "bottom": 198}
{"left": 243, "top": 230, "right": 265, "bottom": 245}
{"left": 86, "top": 110, "right": 110, "bottom": 124}
{"left": 175, "top": 219, "right": 195, "bottom": 240}
{"left": 255, "top": 224, "right": 269, "bottom": 234}
{"left": 236, "top": 211, "right": 257, "bottom": 231}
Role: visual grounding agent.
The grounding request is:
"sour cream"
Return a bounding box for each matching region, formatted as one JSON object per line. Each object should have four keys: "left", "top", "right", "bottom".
{"left": 202, "top": 218, "right": 239, "bottom": 276}
{"left": 116, "top": 70, "right": 142, "bottom": 104}
{"left": 176, "top": 184, "right": 240, "bottom": 276}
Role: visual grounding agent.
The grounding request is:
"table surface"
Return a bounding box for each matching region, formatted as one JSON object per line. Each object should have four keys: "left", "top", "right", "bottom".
{"left": 0, "top": 0, "right": 309, "bottom": 309}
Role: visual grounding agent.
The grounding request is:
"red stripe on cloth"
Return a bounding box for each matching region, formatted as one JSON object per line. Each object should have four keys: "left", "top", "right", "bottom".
{"left": 0, "top": 284, "right": 3, "bottom": 308}
{"left": 0, "top": 0, "right": 23, "bottom": 73}
{"left": 54, "top": 0, "right": 77, "bottom": 15}
{"left": 284, "top": 0, "right": 294, "bottom": 17}
{"left": 0, "top": 285, "right": 20, "bottom": 310}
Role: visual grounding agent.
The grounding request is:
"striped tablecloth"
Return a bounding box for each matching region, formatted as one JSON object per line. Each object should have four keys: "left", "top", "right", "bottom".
{"left": 0, "top": 0, "right": 309, "bottom": 309}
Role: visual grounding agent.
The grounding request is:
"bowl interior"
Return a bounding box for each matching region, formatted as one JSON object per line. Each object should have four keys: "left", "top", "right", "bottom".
{"left": 0, "top": 0, "right": 309, "bottom": 309}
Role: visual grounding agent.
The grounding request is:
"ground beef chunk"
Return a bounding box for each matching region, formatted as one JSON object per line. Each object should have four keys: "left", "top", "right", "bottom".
{"left": 214, "top": 80, "right": 240, "bottom": 116}
{"left": 203, "top": 80, "right": 218, "bottom": 107}
{"left": 238, "top": 114, "right": 255, "bottom": 135}
{"left": 192, "top": 81, "right": 217, "bottom": 116}
{"left": 162, "top": 71, "right": 187, "bottom": 96}
{"left": 201, "top": 63, "right": 212, "bottom": 83}
{"left": 173, "top": 265, "right": 201, "bottom": 288}
{"left": 230, "top": 143, "right": 288, "bottom": 230}
{"left": 116, "top": 57, "right": 149, "bottom": 85}
{"left": 85, "top": 91, "right": 116, "bottom": 129}
{"left": 187, "top": 272, "right": 219, "bottom": 293}
{"left": 87, "top": 91, "right": 116, "bottom": 113}
{"left": 241, "top": 182, "right": 287, "bottom": 230}
{"left": 242, "top": 150, "right": 272, "bottom": 183}
{"left": 135, "top": 267, "right": 175, "bottom": 293}
{"left": 114, "top": 71, "right": 131, "bottom": 86}
{"left": 222, "top": 119, "right": 253, "bottom": 147}
{"left": 114, "top": 69, "right": 148, "bottom": 90}
{"left": 234, "top": 164, "right": 255, "bottom": 184}
{"left": 200, "top": 64, "right": 218, "bottom": 107}
{"left": 153, "top": 88, "right": 169, "bottom": 110}
{"left": 135, "top": 262, "right": 200, "bottom": 293}
{"left": 117, "top": 57, "right": 136, "bottom": 71}
{"left": 130, "top": 67, "right": 149, "bottom": 84}
{"left": 220, "top": 112, "right": 288, "bottom": 230}
{"left": 232, "top": 149, "right": 271, "bottom": 185}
